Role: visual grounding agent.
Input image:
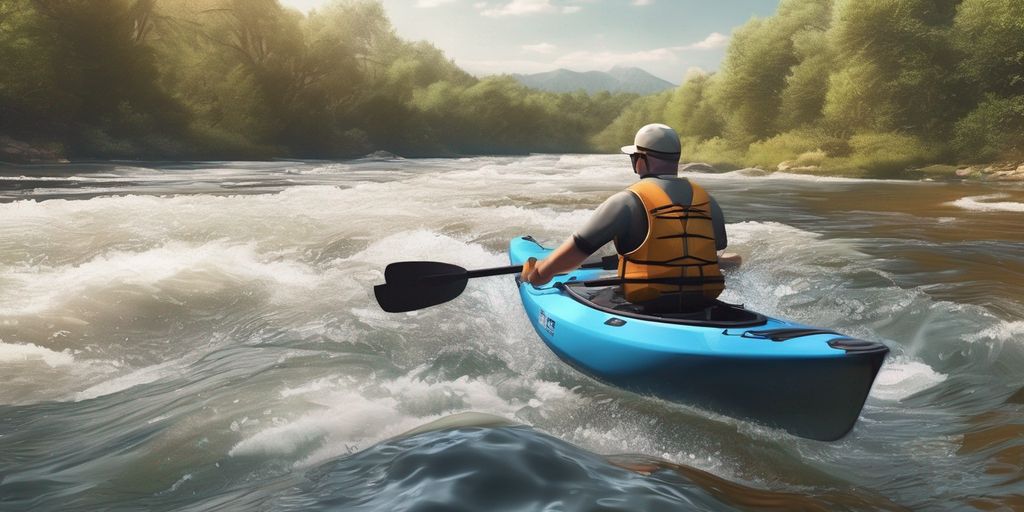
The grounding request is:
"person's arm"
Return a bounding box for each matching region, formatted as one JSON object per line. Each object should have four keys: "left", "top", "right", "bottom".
{"left": 521, "top": 192, "right": 633, "bottom": 286}
{"left": 709, "top": 195, "right": 742, "bottom": 270}
{"left": 521, "top": 238, "right": 590, "bottom": 286}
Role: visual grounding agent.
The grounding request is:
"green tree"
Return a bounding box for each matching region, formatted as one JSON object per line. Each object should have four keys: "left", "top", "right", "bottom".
{"left": 664, "top": 74, "right": 723, "bottom": 140}
{"left": 714, "top": 0, "right": 831, "bottom": 142}
{"left": 824, "top": 0, "right": 961, "bottom": 137}
{"left": 954, "top": 0, "right": 1024, "bottom": 97}
{"left": 592, "top": 91, "right": 672, "bottom": 152}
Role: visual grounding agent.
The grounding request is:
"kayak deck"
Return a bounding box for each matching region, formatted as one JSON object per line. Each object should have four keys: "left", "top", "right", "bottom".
{"left": 562, "top": 284, "right": 768, "bottom": 328}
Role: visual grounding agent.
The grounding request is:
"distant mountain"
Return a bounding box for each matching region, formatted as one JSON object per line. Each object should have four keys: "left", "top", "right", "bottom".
{"left": 511, "top": 66, "right": 676, "bottom": 95}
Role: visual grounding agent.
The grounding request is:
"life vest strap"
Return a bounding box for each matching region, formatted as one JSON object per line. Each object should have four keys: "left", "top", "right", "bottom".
{"left": 655, "top": 233, "right": 716, "bottom": 241}
{"left": 624, "top": 255, "right": 719, "bottom": 266}
{"left": 652, "top": 214, "right": 714, "bottom": 221}
{"left": 650, "top": 201, "right": 711, "bottom": 213}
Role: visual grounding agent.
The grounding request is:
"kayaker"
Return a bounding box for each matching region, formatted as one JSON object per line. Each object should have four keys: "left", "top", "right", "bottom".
{"left": 521, "top": 123, "right": 740, "bottom": 310}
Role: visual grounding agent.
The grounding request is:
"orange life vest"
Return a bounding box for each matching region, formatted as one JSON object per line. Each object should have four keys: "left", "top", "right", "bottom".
{"left": 617, "top": 178, "right": 725, "bottom": 303}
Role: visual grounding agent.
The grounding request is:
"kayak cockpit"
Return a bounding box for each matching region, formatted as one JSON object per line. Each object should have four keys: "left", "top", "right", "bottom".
{"left": 559, "top": 283, "right": 767, "bottom": 328}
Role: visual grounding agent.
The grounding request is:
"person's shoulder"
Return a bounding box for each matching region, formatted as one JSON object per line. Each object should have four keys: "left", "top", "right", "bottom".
{"left": 606, "top": 189, "right": 636, "bottom": 205}
{"left": 594, "top": 189, "right": 637, "bottom": 213}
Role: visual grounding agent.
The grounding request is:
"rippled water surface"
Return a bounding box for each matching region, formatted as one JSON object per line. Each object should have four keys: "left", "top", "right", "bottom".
{"left": 0, "top": 156, "right": 1021, "bottom": 511}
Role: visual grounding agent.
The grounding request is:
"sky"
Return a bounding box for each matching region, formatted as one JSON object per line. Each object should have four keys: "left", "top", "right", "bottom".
{"left": 279, "top": 0, "right": 781, "bottom": 83}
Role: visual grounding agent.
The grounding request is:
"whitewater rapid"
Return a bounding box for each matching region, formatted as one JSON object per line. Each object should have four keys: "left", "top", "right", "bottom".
{"left": 1, "top": 155, "right": 1021, "bottom": 510}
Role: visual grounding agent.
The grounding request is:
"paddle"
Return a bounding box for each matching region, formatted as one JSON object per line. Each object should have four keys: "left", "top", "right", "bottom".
{"left": 375, "top": 255, "right": 618, "bottom": 313}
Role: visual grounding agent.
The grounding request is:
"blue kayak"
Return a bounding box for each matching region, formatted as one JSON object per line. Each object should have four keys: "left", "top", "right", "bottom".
{"left": 510, "top": 236, "right": 888, "bottom": 441}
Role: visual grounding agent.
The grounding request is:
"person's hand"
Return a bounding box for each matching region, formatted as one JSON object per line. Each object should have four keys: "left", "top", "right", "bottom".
{"left": 520, "top": 257, "right": 552, "bottom": 286}
{"left": 719, "top": 252, "right": 743, "bottom": 270}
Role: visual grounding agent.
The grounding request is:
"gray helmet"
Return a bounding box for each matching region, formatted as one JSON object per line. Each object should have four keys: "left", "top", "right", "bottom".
{"left": 621, "top": 123, "right": 681, "bottom": 157}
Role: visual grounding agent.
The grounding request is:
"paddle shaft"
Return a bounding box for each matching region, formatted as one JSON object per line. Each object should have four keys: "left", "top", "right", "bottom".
{"left": 466, "top": 265, "right": 524, "bottom": 279}
{"left": 426, "top": 256, "right": 617, "bottom": 283}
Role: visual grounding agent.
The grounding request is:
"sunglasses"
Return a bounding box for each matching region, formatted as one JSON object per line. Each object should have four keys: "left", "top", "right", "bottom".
{"left": 630, "top": 153, "right": 647, "bottom": 166}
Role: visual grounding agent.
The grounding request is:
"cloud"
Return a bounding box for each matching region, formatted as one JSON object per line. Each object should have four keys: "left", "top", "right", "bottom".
{"left": 416, "top": 0, "right": 456, "bottom": 6}
{"left": 682, "top": 32, "right": 729, "bottom": 50}
{"left": 522, "top": 42, "right": 557, "bottom": 54}
{"left": 632, "top": 0, "right": 653, "bottom": 5}
{"left": 553, "top": 48, "right": 680, "bottom": 69}
{"left": 479, "top": 0, "right": 581, "bottom": 17}
{"left": 545, "top": 32, "right": 728, "bottom": 70}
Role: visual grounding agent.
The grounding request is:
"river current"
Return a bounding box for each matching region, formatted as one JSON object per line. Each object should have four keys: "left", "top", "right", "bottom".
{"left": 0, "top": 155, "right": 1021, "bottom": 511}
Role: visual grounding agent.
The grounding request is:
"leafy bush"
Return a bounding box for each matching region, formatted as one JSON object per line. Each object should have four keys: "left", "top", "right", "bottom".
{"left": 844, "top": 132, "right": 935, "bottom": 173}
{"left": 953, "top": 95, "right": 1024, "bottom": 161}
{"left": 746, "top": 131, "right": 825, "bottom": 168}
{"left": 680, "top": 137, "right": 746, "bottom": 170}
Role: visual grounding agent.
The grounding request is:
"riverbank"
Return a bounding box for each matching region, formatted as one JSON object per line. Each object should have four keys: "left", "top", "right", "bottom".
{"left": 4, "top": 135, "right": 1022, "bottom": 182}
{"left": 683, "top": 160, "right": 1024, "bottom": 182}
{"left": 0, "top": 136, "right": 67, "bottom": 164}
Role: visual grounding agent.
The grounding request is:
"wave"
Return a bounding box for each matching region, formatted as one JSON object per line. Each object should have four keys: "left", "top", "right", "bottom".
{"left": 228, "top": 372, "right": 581, "bottom": 469}
{"left": 965, "top": 320, "right": 1024, "bottom": 344}
{"left": 947, "top": 194, "right": 1024, "bottom": 212}
{"left": 693, "top": 169, "right": 919, "bottom": 184}
{"left": 0, "top": 240, "right": 321, "bottom": 316}
{"left": 74, "top": 359, "right": 184, "bottom": 401}
{"left": 0, "top": 341, "right": 75, "bottom": 367}
{"left": 870, "top": 358, "right": 948, "bottom": 401}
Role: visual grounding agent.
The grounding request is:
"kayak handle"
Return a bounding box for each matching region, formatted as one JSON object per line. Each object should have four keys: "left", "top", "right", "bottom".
{"left": 722, "top": 328, "right": 841, "bottom": 342}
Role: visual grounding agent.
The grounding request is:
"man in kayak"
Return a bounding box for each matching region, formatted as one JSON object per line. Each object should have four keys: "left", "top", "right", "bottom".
{"left": 520, "top": 123, "right": 740, "bottom": 311}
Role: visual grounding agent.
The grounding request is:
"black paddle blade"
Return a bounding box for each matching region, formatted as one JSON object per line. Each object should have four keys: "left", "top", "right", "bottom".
{"left": 384, "top": 261, "right": 467, "bottom": 284}
{"left": 374, "top": 279, "right": 469, "bottom": 313}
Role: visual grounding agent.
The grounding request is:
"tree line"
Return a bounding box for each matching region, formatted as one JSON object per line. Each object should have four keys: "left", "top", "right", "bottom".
{"left": 0, "top": 0, "right": 635, "bottom": 160}
{"left": 1, "top": 0, "right": 1021, "bottom": 171}
{"left": 595, "top": 0, "right": 1023, "bottom": 173}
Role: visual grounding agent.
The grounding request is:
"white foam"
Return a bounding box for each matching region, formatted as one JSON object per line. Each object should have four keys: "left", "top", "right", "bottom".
{"left": 0, "top": 241, "right": 320, "bottom": 316}
{"left": 568, "top": 423, "right": 725, "bottom": 475}
{"left": 0, "top": 175, "right": 97, "bottom": 182}
{"left": 870, "top": 358, "right": 947, "bottom": 401}
{"left": 965, "top": 320, "right": 1024, "bottom": 343}
{"left": 0, "top": 341, "right": 75, "bottom": 367}
{"left": 692, "top": 170, "right": 913, "bottom": 184}
{"left": 229, "top": 372, "right": 578, "bottom": 468}
{"left": 947, "top": 194, "right": 1024, "bottom": 213}
{"left": 348, "top": 230, "right": 504, "bottom": 269}
{"left": 722, "top": 220, "right": 823, "bottom": 245}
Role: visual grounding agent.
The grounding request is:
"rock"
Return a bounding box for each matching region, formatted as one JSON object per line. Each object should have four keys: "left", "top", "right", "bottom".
{"left": 360, "top": 150, "right": 403, "bottom": 160}
{"left": 917, "top": 164, "right": 958, "bottom": 177}
{"left": 955, "top": 168, "right": 974, "bottom": 177}
{"left": 679, "top": 162, "right": 716, "bottom": 173}
{"left": 777, "top": 161, "right": 820, "bottom": 173}
{"left": 734, "top": 167, "right": 768, "bottom": 177}
{"left": 0, "top": 136, "right": 66, "bottom": 163}
{"left": 989, "top": 170, "right": 1024, "bottom": 181}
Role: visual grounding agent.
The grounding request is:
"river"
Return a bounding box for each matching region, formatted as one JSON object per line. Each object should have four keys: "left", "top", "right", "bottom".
{"left": 0, "top": 155, "right": 1021, "bottom": 511}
